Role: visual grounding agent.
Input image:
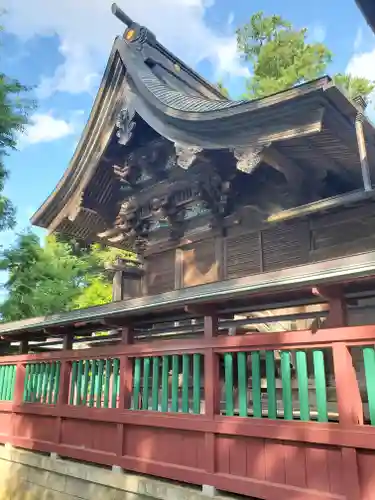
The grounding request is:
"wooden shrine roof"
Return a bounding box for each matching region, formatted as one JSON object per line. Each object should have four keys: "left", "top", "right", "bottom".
{"left": 31, "top": 5, "right": 375, "bottom": 249}
{"left": 356, "top": 0, "right": 375, "bottom": 32}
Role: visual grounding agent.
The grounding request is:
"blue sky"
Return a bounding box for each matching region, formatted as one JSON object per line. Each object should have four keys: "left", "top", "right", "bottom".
{"left": 1, "top": 0, "right": 375, "bottom": 255}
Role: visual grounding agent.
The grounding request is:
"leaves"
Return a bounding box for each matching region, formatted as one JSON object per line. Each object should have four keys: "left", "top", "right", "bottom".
{"left": 0, "top": 24, "right": 35, "bottom": 231}
{"left": 236, "top": 12, "right": 332, "bottom": 100}
{"left": 333, "top": 73, "right": 375, "bottom": 103}
{"left": 0, "top": 233, "right": 135, "bottom": 322}
{"left": 236, "top": 12, "right": 373, "bottom": 103}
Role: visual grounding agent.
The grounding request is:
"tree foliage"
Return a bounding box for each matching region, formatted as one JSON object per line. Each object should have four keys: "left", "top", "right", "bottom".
{"left": 333, "top": 73, "right": 375, "bottom": 103}
{"left": 236, "top": 12, "right": 374, "bottom": 102}
{"left": 0, "top": 26, "right": 34, "bottom": 230}
{"left": 0, "top": 232, "right": 133, "bottom": 322}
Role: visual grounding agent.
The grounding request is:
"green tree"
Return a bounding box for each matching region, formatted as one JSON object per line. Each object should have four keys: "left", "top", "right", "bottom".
{"left": 333, "top": 73, "right": 375, "bottom": 102}
{"left": 0, "top": 26, "right": 34, "bottom": 229}
{"left": 0, "top": 232, "right": 133, "bottom": 321}
{"left": 236, "top": 12, "right": 374, "bottom": 102}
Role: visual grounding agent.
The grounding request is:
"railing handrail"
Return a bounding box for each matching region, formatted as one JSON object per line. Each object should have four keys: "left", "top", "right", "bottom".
{"left": 1, "top": 325, "right": 375, "bottom": 364}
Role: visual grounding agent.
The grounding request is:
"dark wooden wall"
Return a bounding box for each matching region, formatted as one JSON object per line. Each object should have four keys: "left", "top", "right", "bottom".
{"left": 143, "top": 202, "right": 375, "bottom": 296}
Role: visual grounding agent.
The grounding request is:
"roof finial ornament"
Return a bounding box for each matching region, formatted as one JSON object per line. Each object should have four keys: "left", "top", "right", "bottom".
{"left": 111, "top": 3, "right": 134, "bottom": 28}
{"left": 111, "top": 3, "right": 156, "bottom": 46}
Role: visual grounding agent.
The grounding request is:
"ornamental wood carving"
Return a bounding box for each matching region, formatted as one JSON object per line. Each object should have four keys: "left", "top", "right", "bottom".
{"left": 116, "top": 97, "right": 136, "bottom": 146}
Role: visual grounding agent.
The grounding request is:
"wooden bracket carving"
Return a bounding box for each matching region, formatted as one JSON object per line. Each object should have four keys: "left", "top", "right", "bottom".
{"left": 233, "top": 143, "right": 271, "bottom": 174}
{"left": 116, "top": 94, "right": 136, "bottom": 146}
{"left": 174, "top": 143, "right": 203, "bottom": 169}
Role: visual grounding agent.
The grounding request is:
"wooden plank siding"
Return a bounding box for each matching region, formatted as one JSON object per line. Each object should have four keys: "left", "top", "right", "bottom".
{"left": 145, "top": 203, "right": 375, "bottom": 296}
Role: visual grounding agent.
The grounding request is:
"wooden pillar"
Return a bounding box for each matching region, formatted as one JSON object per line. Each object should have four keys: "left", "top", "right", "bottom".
{"left": 56, "top": 334, "right": 73, "bottom": 446}
{"left": 332, "top": 342, "right": 363, "bottom": 426}
{"left": 204, "top": 312, "right": 219, "bottom": 478}
{"left": 117, "top": 326, "right": 134, "bottom": 459}
{"left": 354, "top": 95, "right": 371, "bottom": 192}
{"left": 13, "top": 363, "right": 26, "bottom": 406}
{"left": 63, "top": 333, "right": 73, "bottom": 351}
{"left": 19, "top": 340, "right": 29, "bottom": 355}
{"left": 112, "top": 269, "right": 123, "bottom": 301}
{"left": 311, "top": 286, "right": 347, "bottom": 382}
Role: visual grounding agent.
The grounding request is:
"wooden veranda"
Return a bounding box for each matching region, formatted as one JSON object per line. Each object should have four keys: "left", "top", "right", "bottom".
{"left": 1, "top": 256, "right": 375, "bottom": 500}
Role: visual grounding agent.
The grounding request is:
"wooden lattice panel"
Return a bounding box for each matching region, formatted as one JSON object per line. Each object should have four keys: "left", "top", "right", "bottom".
{"left": 262, "top": 221, "right": 310, "bottom": 272}
{"left": 225, "top": 231, "right": 261, "bottom": 279}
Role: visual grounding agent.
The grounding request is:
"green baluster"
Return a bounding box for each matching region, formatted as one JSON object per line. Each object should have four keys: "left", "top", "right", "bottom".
{"left": 151, "top": 357, "right": 160, "bottom": 411}
{"left": 23, "top": 364, "right": 30, "bottom": 402}
{"left": 48, "top": 362, "right": 56, "bottom": 404}
{"left": 251, "top": 352, "right": 262, "bottom": 418}
{"left": 313, "top": 350, "right": 328, "bottom": 423}
{"left": 142, "top": 358, "right": 150, "bottom": 410}
{"left": 36, "top": 364, "right": 45, "bottom": 403}
{"left": 10, "top": 366, "right": 16, "bottom": 401}
{"left": 363, "top": 347, "right": 375, "bottom": 425}
{"left": 27, "top": 364, "right": 34, "bottom": 403}
{"left": 296, "top": 350, "right": 310, "bottom": 421}
{"left": 111, "top": 359, "right": 119, "bottom": 409}
{"left": 161, "top": 356, "right": 169, "bottom": 412}
{"left": 281, "top": 351, "right": 293, "bottom": 420}
{"left": 193, "top": 354, "right": 201, "bottom": 415}
{"left": 171, "top": 355, "right": 179, "bottom": 413}
{"left": 42, "top": 363, "right": 51, "bottom": 404}
{"left": 133, "top": 358, "right": 141, "bottom": 410}
{"left": 2, "top": 366, "right": 9, "bottom": 401}
{"left": 182, "top": 354, "right": 190, "bottom": 413}
{"left": 30, "top": 364, "right": 36, "bottom": 403}
{"left": 265, "top": 351, "right": 277, "bottom": 419}
{"left": 103, "top": 359, "right": 111, "bottom": 409}
{"left": 89, "top": 360, "right": 97, "bottom": 408}
{"left": 0, "top": 365, "right": 5, "bottom": 401}
{"left": 82, "top": 361, "right": 90, "bottom": 406}
{"left": 53, "top": 362, "right": 61, "bottom": 404}
{"left": 224, "top": 353, "right": 234, "bottom": 416}
{"left": 96, "top": 359, "right": 105, "bottom": 408}
{"left": 76, "top": 360, "right": 84, "bottom": 405}
{"left": 237, "top": 352, "right": 248, "bottom": 417}
{"left": 7, "top": 365, "right": 16, "bottom": 401}
{"left": 70, "top": 361, "right": 78, "bottom": 405}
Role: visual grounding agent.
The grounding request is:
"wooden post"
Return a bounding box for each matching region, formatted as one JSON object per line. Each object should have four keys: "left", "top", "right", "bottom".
{"left": 56, "top": 334, "right": 73, "bottom": 445}
{"left": 117, "top": 326, "right": 134, "bottom": 459}
{"left": 354, "top": 95, "right": 371, "bottom": 192}
{"left": 312, "top": 286, "right": 347, "bottom": 383}
{"left": 63, "top": 333, "right": 73, "bottom": 351}
{"left": 19, "top": 340, "right": 29, "bottom": 355}
{"left": 204, "top": 312, "right": 219, "bottom": 479}
{"left": 13, "top": 363, "right": 26, "bottom": 406}
{"left": 332, "top": 342, "right": 363, "bottom": 426}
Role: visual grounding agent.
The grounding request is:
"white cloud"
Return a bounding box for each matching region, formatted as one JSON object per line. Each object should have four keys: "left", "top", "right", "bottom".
{"left": 20, "top": 111, "right": 83, "bottom": 147}
{"left": 354, "top": 27, "right": 364, "bottom": 51}
{"left": 347, "top": 47, "right": 375, "bottom": 82}
{"left": 3, "top": 0, "right": 248, "bottom": 98}
{"left": 309, "top": 24, "right": 327, "bottom": 43}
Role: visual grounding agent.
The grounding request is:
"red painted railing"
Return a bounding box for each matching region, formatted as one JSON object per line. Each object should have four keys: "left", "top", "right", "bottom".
{"left": 2, "top": 321, "right": 375, "bottom": 500}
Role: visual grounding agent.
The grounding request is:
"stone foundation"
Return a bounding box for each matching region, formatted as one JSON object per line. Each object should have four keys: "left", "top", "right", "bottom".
{"left": 0, "top": 445, "right": 236, "bottom": 500}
